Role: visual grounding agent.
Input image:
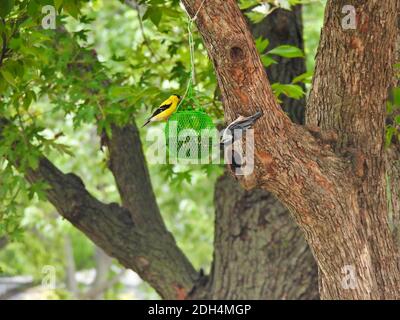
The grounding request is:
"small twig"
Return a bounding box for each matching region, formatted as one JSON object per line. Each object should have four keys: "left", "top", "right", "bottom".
{"left": 176, "top": 0, "right": 208, "bottom": 110}
{"left": 0, "top": 14, "right": 29, "bottom": 67}
{"left": 190, "top": 0, "right": 207, "bottom": 21}
{"left": 0, "top": 18, "right": 7, "bottom": 67}
{"left": 0, "top": 236, "right": 8, "bottom": 250}
{"left": 125, "top": 0, "right": 157, "bottom": 59}
{"left": 15, "top": 105, "right": 29, "bottom": 146}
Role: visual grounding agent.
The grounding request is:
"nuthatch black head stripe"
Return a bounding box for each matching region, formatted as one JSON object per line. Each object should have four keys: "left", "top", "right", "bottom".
{"left": 220, "top": 110, "right": 263, "bottom": 146}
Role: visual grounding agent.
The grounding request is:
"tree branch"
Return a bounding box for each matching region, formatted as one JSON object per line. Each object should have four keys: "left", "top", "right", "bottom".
{"left": 0, "top": 236, "right": 8, "bottom": 250}
{"left": 0, "top": 18, "right": 7, "bottom": 67}
{"left": 23, "top": 156, "right": 197, "bottom": 299}
{"left": 124, "top": 0, "right": 157, "bottom": 58}
{"left": 103, "top": 124, "right": 166, "bottom": 227}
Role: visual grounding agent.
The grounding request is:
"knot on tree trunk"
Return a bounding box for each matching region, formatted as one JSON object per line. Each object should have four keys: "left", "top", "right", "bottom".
{"left": 230, "top": 46, "right": 245, "bottom": 62}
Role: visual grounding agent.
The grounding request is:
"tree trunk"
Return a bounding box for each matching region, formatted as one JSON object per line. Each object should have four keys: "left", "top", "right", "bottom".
{"left": 201, "top": 173, "right": 318, "bottom": 299}
{"left": 182, "top": 0, "right": 400, "bottom": 299}
{"left": 207, "top": 6, "right": 318, "bottom": 299}
{"left": 305, "top": 0, "right": 400, "bottom": 299}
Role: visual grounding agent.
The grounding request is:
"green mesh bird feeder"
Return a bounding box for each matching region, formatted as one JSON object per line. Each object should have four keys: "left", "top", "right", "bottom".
{"left": 165, "top": 83, "right": 217, "bottom": 161}
{"left": 165, "top": 14, "right": 217, "bottom": 161}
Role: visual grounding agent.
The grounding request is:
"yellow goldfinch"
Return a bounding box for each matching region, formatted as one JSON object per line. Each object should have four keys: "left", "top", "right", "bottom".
{"left": 142, "top": 94, "right": 181, "bottom": 127}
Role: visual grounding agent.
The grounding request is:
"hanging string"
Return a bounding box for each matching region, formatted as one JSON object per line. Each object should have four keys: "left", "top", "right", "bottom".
{"left": 188, "top": 20, "right": 196, "bottom": 84}
{"left": 176, "top": 0, "right": 207, "bottom": 111}
{"left": 191, "top": 0, "right": 208, "bottom": 21}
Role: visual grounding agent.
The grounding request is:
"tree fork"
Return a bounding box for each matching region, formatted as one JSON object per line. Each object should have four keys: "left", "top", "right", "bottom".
{"left": 182, "top": 0, "right": 400, "bottom": 299}
{"left": 201, "top": 6, "right": 319, "bottom": 299}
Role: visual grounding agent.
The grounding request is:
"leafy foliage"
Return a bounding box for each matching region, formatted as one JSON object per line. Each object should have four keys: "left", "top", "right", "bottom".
{"left": 241, "top": 0, "right": 321, "bottom": 24}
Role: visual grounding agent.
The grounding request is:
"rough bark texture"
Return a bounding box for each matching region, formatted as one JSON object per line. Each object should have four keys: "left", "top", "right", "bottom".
{"left": 182, "top": 0, "right": 400, "bottom": 299}
{"left": 203, "top": 174, "right": 318, "bottom": 299}
{"left": 205, "top": 7, "right": 318, "bottom": 300}
{"left": 306, "top": 0, "right": 400, "bottom": 299}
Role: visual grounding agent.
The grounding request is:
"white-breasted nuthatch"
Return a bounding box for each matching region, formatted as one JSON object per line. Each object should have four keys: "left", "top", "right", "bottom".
{"left": 220, "top": 110, "right": 263, "bottom": 173}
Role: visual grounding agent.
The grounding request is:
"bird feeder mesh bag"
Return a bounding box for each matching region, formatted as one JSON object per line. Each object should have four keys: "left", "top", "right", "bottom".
{"left": 165, "top": 108, "right": 217, "bottom": 160}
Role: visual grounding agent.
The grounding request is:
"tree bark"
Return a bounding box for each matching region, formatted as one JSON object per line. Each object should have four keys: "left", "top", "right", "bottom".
{"left": 306, "top": 0, "right": 400, "bottom": 299}
{"left": 198, "top": 173, "right": 318, "bottom": 299}
{"left": 182, "top": 0, "right": 400, "bottom": 299}
{"left": 206, "top": 6, "right": 318, "bottom": 299}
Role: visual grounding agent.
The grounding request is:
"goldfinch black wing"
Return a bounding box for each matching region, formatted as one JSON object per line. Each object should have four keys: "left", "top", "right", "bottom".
{"left": 141, "top": 102, "right": 173, "bottom": 127}
{"left": 150, "top": 102, "right": 172, "bottom": 118}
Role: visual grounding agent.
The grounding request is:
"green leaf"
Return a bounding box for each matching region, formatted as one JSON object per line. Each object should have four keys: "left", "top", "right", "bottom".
{"left": 27, "top": 1, "right": 39, "bottom": 17}
{"left": 0, "top": 0, "right": 14, "bottom": 18}
{"left": 255, "top": 36, "right": 269, "bottom": 53}
{"left": 392, "top": 87, "right": 400, "bottom": 106}
{"left": 268, "top": 45, "right": 304, "bottom": 58}
{"left": 261, "top": 55, "right": 277, "bottom": 68}
{"left": 244, "top": 11, "right": 266, "bottom": 24}
{"left": 386, "top": 126, "right": 395, "bottom": 148}
{"left": 27, "top": 154, "right": 39, "bottom": 170}
{"left": 52, "top": 142, "right": 74, "bottom": 157}
{"left": 292, "top": 71, "right": 313, "bottom": 84}
{"left": 0, "top": 69, "right": 17, "bottom": 87}
{"left": 54, "top": 0, "right": 64, "bottom": 11}
{"left": 63, "top": 0, "right": 80, "bottom": 18}
{"left": 143, "top": 7, "right": 162, "bottom": 27}
{"left": 271, "top": 83, "right": 305, "bottom": 100}
{"left": 239, "top": 0, "right": 259, "bottom": 10}
{"left": 28, "top": 181, "right": 49, "bottom": 201}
